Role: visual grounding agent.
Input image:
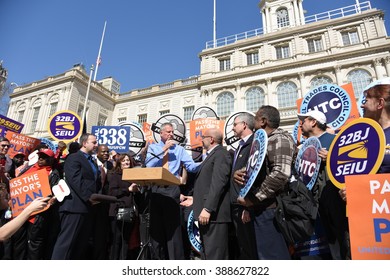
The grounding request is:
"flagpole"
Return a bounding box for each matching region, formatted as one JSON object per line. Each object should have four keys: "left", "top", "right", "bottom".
{"left": 82, "top": 64, "right": 94, "bottom": 131}
{"left": 213, "top": 0, "right": 216, "bottom": 48}
{"left": 93, "top": 21, "right": 107, "bottom": 81}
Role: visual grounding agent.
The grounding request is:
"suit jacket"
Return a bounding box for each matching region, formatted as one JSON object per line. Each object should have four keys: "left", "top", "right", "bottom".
{"left": 193, "top": 145, "right": 232, "bottom": 223}
{"left": 230, "top": 134, "right": 254, "bottom": 204}
{"left": 60, "top": 150, "right": 101, "bottom": 213}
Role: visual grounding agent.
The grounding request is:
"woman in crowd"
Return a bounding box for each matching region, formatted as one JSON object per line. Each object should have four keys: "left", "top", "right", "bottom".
{"left": 107, "top": 153, "right": 140, "bottom": 260}
{"left": 22, "top": 148, "right": 61, "bottom": 259}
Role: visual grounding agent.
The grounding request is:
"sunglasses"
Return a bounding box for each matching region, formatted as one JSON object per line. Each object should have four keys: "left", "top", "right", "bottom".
{"left": 1, "top": 144, "right": 10, "bottom": 148}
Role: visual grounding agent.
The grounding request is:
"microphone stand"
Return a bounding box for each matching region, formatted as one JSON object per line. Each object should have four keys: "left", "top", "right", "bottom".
{"left": 135, "top": 153, "right": 159, "bottom": 260}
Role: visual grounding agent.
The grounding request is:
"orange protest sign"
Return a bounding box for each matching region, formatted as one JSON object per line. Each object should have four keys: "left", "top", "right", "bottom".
{"left": 5, "top": 131, "right": 41, "bottom": 159}
{"left": 9, "top": 169, "right": 52, "bottom": 217}
{"left": 189, "top": 118, "right": 225, "bottom": 148}
{"left": 341, "top": 83, "right": 360, "bottom": 125}
{"left": 345, "top": 174, "right": 390, "bottom": 260}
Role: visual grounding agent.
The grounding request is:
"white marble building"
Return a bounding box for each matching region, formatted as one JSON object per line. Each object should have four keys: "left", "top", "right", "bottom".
{"left": 7, "top": 0, "right": 390, "bottom": 140}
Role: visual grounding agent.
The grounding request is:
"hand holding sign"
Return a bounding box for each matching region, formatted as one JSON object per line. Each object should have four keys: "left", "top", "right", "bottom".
{"left": 9, "top": 169, "right": 52, "bottom": 217}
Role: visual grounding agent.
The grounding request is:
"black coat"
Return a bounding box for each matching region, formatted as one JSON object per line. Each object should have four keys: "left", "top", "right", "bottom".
{"left": 60, "top": 151, "right": 101, "bottom": 213}
{"left": 193, "top": 145, "right": 232, "bottom": 223}
{"left": 230, "top": 134, "right": 254, "bottom": 204}
{"left": 107, "top": 171, "right": 135, "bottom": 217}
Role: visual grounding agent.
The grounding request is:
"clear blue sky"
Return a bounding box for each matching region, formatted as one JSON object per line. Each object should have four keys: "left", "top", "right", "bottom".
{"left": 1, "top": 0, "right": 389, "bottom": 92}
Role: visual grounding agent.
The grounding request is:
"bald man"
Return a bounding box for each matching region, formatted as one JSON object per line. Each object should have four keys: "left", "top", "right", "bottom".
{"left": 192, "top": 128, "right": 232, "bottom": 259}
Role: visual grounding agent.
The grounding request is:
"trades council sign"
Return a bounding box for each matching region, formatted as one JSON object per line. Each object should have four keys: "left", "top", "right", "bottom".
{"left": 300, "top": 84, "right": 351, "bottom": 130}
{"left": 48, "top": 110, "right": 82, "bottom": 142}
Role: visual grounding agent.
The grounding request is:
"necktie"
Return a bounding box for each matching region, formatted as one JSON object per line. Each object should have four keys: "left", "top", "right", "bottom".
{"left": 162, "top": 149, "right": 169, "bottom": 169}
{"left": 233, "top": 140, "right": 245, "bottom": 168}
{"left": 88, "top": 155, "right": 98, "bottom": 178}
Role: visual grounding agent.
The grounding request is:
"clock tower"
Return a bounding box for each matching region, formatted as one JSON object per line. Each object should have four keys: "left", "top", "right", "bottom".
{"left": 259, "top": 0, "right": 305, "bottom": 34}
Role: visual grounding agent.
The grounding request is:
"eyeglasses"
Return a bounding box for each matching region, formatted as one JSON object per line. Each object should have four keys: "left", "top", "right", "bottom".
{"left": 201, "top": 135, "right": 212, "bottom": 139}
{"left": 233, "top": 121, "right": 245, "bottom": 127}
{"left": 0, "top": 144, "right": 10, "bottom": 148}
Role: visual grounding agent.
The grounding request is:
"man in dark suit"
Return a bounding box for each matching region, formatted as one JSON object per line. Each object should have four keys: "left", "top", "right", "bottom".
{"left": 230, "top": 113, "right": 258, "bottom": 259}
{"left": 192, "top": 128, "right": 232, "bottom": 260}
{"left": 51, "top": 133, "right": 101, "bottom": 259}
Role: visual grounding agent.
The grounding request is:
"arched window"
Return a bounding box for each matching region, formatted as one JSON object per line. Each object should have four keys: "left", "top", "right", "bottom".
{"left": 347, "top": 69, "right": 372, "bottom": 98}
{"left": 16, "top": 103, "right": 26, "bottom": 123}
{"left": 310, "top": 76, "right": 333, "bottom": 89}
{"left": 277, "top": 82, "right": 298, "bottom": 108}
{"left": 277, "top": 8, "right": 290, "bottom": 28}
{"left": 30, "top": 98, "right": 42, "bottom": 133}
{"left": 216, "top": 91, "right": 234, "bottom": 117}
{"left": 49, "top": 93, "right": 59, "bottom": 117}
{"left": 246, "top": 87, "right": 265, "bottom": 113}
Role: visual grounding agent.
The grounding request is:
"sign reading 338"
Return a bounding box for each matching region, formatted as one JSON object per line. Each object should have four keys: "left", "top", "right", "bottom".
{"left": 92, "top": 126, "right": 130, "bottom": 153}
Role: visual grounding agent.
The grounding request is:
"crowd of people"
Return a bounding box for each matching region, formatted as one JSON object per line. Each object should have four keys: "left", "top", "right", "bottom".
{"left": 0, "top": 78, "right": 389, "bottom": 260}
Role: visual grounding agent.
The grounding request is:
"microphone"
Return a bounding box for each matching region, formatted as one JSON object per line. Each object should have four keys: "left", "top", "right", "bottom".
{"left": 143, "top": 150, "right": 164, "bottom": 167}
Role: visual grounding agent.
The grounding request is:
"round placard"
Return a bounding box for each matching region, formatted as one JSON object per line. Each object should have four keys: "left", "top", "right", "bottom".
{"left": 47, "top": 110, "right": 82, "bottom": 142}
{"left": 187, "top": 210, "right": 202, "bottom": 253}
{"left": 239, "top": 129, "right": 268, "bottom": 198}
{"left": 300, "top": 84, "right": 351, "bottom": 130}
{"left": 192, "top": 106, "right": 219, "bottom": 120}
{"left": 326, "top": 118, "right": 385, "bottom": 189}
{"left": 118, "top": 121, "right": 146, "bottom": 156}
{"left": 151, "top": 114, "right": 186, "bottom": 144}
{"left": 224, "top": 111, "right": 255, "bottom": 151}
{"left": 294, "top": 137, "right": 322, "bottom": 190}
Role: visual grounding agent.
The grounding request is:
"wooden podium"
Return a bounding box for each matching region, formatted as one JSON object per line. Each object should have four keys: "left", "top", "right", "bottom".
{"left": 122, "top": 167, "right": 180, "bottom": 260}
{"left": 122, "top": 167, "right": 180, "bottom": 186}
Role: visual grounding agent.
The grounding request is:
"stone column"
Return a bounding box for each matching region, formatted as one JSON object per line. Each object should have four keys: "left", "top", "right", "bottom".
{"left": 334, "top": 66, "right": 343, "bottom": 85}
{"left": 299, "top": 72, "right": 306, "bottom": 98}
{"left": 373, "top": 58, "right": 383, "bottom": 79}
{"left": 385, "top": 56, "right": 390, "bottom": 77}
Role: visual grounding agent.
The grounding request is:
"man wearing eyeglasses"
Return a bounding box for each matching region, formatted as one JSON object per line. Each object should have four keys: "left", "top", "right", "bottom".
{"left": 191, "top": 128, "right": 232, "bottom": 259}
{"left": 236, "top": 105, "right": 295, "bottom": 260}
{"left": 0, "top": 137, "right": 14, "bottom": 208}
{"left": 230, "top": 113, "right": 258, "bottom": 259}
{"left": 0, "top": 137, "right": 13, "bottom": 260}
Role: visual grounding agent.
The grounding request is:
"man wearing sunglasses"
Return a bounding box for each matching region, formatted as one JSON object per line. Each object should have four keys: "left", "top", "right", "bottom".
{"left": 0, "top": 137, "right": 13, "bottom": 260}
{"left": 0, "top": 137, "right": 13, "bottom": 185}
